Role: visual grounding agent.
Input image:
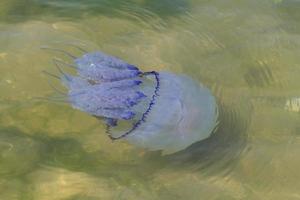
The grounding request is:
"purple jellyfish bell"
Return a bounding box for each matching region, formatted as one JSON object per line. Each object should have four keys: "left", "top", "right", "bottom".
{"left": 53, "top": 51, "right": 218, "bottom": 155}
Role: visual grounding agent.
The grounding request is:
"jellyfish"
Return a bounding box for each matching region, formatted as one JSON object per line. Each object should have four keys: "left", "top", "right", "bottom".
{"left": 45, "top": 48, "right": 218, "bottom": 154}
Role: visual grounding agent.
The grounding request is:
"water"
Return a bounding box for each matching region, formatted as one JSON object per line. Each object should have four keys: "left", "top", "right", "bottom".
{"left": 0, "top": 0, "right": 300, "bottom": 199}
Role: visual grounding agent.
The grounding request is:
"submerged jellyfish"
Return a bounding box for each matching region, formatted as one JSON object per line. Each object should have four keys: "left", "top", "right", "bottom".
{"left": 46, "top": 49, "right": 218, "bottom": 154}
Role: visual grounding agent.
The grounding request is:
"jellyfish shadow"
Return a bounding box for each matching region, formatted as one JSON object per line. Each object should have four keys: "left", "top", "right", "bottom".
{"left": 0, "top": 127, "right": 44, "bottom": 178}
{"left": 154, "top": 98, "right": 253, "bottom": 175}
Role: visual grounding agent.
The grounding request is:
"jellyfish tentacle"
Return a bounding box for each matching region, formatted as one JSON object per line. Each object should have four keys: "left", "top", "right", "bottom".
{"left": 76, "top": 65, "right": 141, "bottom": 83}
{"left": 101, "top": 79, "right": 143, "bottom": 89}
{"left": 61, "top": 74, "right": 90, "bottom": 90}
{"left": 74, "top": 51, "right": 142, "bottom": 82}
{"left": 53, "top": 58, "right": 77, "bottom": 69}
{"left": 77, "top": 105, "right": 135, "bottom": 120}
{"left": 99, "top": 88, "right": 147, "bottom": 108}
{"left": 41, "top": 46, "right": 77, "bottom": 59}
{"left": 42, "top": 70, "right": 60, "bottom": 80}
{"left": 61, "top": 43, "right": 88, "bottom": 53}
{"left": 75, "top": 52, "right": 139, "bottom": 70}
{"left": 33, "top": 96, "right": 69, "bottom": 103}
{"left": 68, "top": 85, "right": 146, "bottom": 112}
{"left": 45, "top": 49, "right": 160, "bottom": 140}
{"left": 53, "top": 59, "right": 73, "bottom": 82}
{"left": 46, "top": 80, "right": 67, "bottom": 96}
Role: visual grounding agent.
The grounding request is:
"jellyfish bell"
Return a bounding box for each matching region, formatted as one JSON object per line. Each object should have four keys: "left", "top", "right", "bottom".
{"left": 122, "top": 72, "right": 218, "bottom": 154}
{"left": 48, "top": 49, "right": 218, "bottom": 155}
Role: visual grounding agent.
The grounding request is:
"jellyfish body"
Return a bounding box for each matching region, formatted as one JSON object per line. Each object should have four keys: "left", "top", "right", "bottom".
{"left": 56, "top": 51, "right": 218, "bottom": 154}
{"left": 123, "top": 72, "right": 218, "bottom": 154}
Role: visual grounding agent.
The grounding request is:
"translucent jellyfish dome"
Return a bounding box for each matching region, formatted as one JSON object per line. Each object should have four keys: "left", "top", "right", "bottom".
{"left": 48, "top": 50, "right": 218, "bottom": 154}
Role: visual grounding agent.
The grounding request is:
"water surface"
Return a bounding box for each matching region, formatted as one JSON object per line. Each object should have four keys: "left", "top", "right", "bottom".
{"left": 0, "top": 0, "right": 300, "bottom": 199}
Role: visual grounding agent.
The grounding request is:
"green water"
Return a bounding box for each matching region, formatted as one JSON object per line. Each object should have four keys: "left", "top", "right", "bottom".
{"left": 0, "top": 0, "right": 300, "bottom": 199}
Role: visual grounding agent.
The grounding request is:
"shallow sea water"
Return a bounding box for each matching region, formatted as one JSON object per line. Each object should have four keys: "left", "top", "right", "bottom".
{"left": 0, "top": 0, "right": 300, "bottom": 199}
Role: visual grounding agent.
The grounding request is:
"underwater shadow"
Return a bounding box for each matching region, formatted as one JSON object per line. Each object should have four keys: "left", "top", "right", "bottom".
{"left": 0, "top": 127, "right": 45, "bottom": 178}
{"left": 159, "top": 98, "right": 252, "bottom": 176}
